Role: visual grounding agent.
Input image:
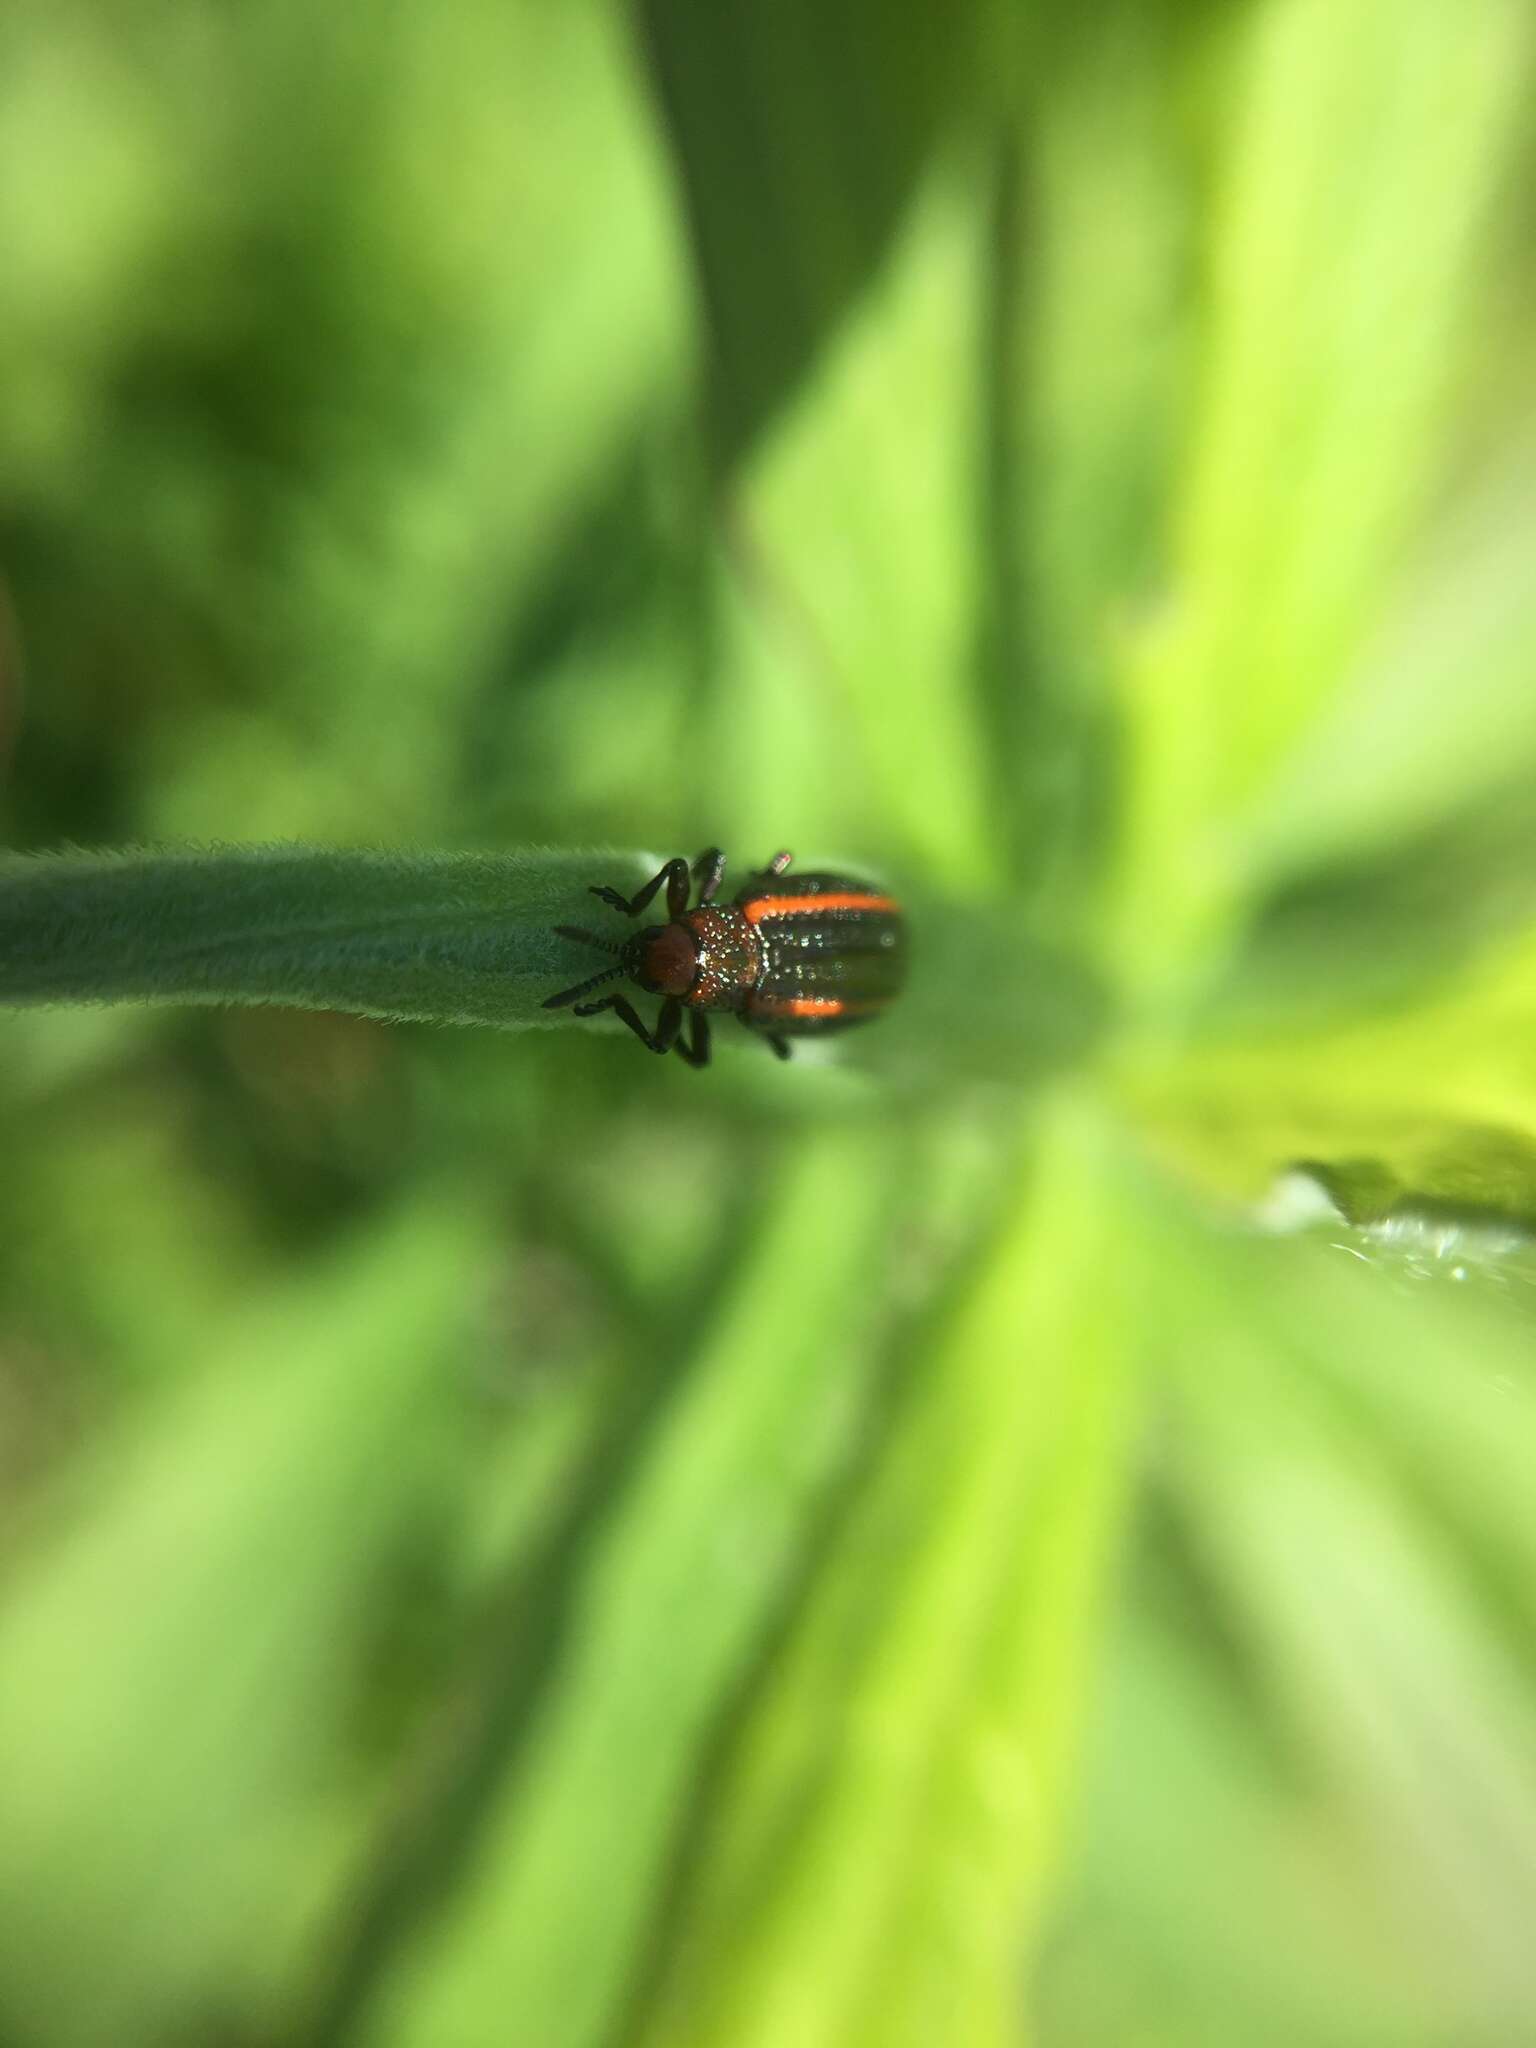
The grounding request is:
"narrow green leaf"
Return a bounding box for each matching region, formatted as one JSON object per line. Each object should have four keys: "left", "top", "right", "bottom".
{"left": 987, "top": 0, "right": 1195, "bottom": 897}
{"left": 1125, "top": 916, "right": 1536, "bottom": 1216}
{"left": 0, "top": 844, "right": 650, "bottom": 1028}
{"left": 365, "top": 1129, "right": 905, "bottom": 2048}
{"left": 0, "top": 1192, "right": 493, "bottom": 2048}
{"left": 626, "top": 1101, "right": 1135, "bottom": 2048}
{"left": 1240, "top": 442, "right": 1536, "bottom": 885}
{"left": 715, "top": 173, "right": 997, "bottom": 890}
{"left": 1110, "top": 0, "right": 1530, "bottom": 981}
{"left": 636, "top": 0, "right": 985, "bottom": 464}
{"left": 1045, "top": 1192, "right": 1536, "bottom": 2047}
{"left": 1143, "top": 1216, "right": 1536, "bottom": 2020}
{"left": 1044, "top": 1591, "right": 1496, "bottom": 2046}
{"left": 1208, "top": 779, "right": 1536, "bottom": 1031}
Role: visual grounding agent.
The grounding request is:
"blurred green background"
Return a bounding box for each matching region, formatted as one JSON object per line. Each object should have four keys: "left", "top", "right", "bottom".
{"left": 4, "top": 3, "right": 1536, "bottom": 2044}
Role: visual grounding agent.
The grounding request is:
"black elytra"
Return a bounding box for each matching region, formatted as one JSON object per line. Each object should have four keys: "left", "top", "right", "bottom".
{"left": 543, "top": 848, "right": 907, "bottom": 1068}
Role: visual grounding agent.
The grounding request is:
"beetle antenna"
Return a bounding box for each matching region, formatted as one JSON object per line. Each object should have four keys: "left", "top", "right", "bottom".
{"left": 543, "top": 963, "right": 622, "bottom": 1010}
{"left": 552, "top": 925, "right": 622, "bottom": 956}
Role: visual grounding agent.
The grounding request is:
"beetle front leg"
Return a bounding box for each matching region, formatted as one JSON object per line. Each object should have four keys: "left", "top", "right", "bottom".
{"left": 590, "top": 857, "right": 692, "bottom": 920}
{"left": 573, "top": 992, "right": 682, "bottom": 1055}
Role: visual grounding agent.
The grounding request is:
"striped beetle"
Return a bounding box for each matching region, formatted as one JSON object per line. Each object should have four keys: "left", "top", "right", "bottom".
{"left": 544, "top": 847, "right": 906, "bottom": 1068}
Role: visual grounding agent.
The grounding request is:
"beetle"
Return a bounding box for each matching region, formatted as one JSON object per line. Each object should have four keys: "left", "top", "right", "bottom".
{"left": 543, "top": 847, "right": 906, "bottom": 1068}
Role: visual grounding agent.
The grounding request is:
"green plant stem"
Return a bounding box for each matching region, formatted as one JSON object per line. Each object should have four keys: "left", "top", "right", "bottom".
{"left": 0, "top": 845, "right": 649, "bottom": 1029}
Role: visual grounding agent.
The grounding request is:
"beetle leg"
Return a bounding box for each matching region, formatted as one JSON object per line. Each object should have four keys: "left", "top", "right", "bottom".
{"left": 692, "top": 847, "right": 727, "bottom": 905}
{"left": 765, "top": 849, "right": 793, "bottom": 877}
{"left": 673, "top": 1009, "right": 712, "bottom": 1069}
{"left": 652, "top": 997, "right": 683, "bottom": 1051}
{"left": 572, "top": 992, "right": 681, "bottom": 1056}
{"left": 763, "top": 1032, "right": 792, "bottom": 1061}
{"left": 589, "top": 857, "right": 691, "bottom": 920}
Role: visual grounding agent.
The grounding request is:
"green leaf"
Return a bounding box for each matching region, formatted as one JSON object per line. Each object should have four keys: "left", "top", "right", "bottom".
{"left": 1110, "top": 0, "right": 1531, "bottom": 982}
{"left": 1126, "top": 917, "right": 1536, "bottom": 1216}
{"left": 1089, "top": 1204, "right": 1536, "bottom": 2039}
{"left": 0, "top": 844, "right": 1106, "bottom": 1089}
{"left": 352, "top": 1129, "right": 907, "bottom": 2048}
{"left": 636, "top": 0, "right": 987, "bottom": 465}
{"left": 711, "top": 175, "right": 997, "bottom": 890}
{"left": 0, "top": 844, "right": 652, "bottom": 1028}
{"left": 987, "top": 0, "right": 1196, "bottom": 896}
{"left": 0, "top": 1192, "right": 494, "bottom": 2048}
{"left": 1240, "top": 442, "right": 1536, "bottom": 887}
{"left": 1205, "top": 778, "right": 1536, "bottom": 1030}
{"left": 624, "top": 1102, "right": 1135, "bottom": 2048}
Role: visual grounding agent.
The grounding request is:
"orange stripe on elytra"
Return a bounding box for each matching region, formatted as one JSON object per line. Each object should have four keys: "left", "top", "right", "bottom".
{"left": 742, "top": 892, "right": 897, "bottom": 924}
{"left": 754, "top": 994, "right": 881, "bottom": 1019}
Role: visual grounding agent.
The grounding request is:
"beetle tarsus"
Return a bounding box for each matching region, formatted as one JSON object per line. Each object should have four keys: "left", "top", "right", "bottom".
{"left": 589, "top": 857, "right": 692, "bottom": 921}
{"left": 574, "top": 991, "right": 682, "bottom": 1056}
{"left": 692, "top": 846, "right": 727, "bottom": 906}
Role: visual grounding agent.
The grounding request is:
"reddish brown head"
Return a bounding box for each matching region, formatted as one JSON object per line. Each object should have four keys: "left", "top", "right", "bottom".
{"left": 623, "top": 922, "right": 698, "bottom": 997}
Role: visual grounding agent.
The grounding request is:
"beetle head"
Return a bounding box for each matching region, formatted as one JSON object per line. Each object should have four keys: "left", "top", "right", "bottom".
{"left": 625, "top": 922, "right": 697, "bottom": 996}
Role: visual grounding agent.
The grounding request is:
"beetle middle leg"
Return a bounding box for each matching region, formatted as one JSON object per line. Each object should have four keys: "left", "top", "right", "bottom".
{"left": 590, "top": 857, "right": 692, "bottom": 921}
{"left": 672, "top": 1009, "right": 712, "bottom": 1069}
{"left": 573, "top": 992, "right": 682, "bottom": 1054}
